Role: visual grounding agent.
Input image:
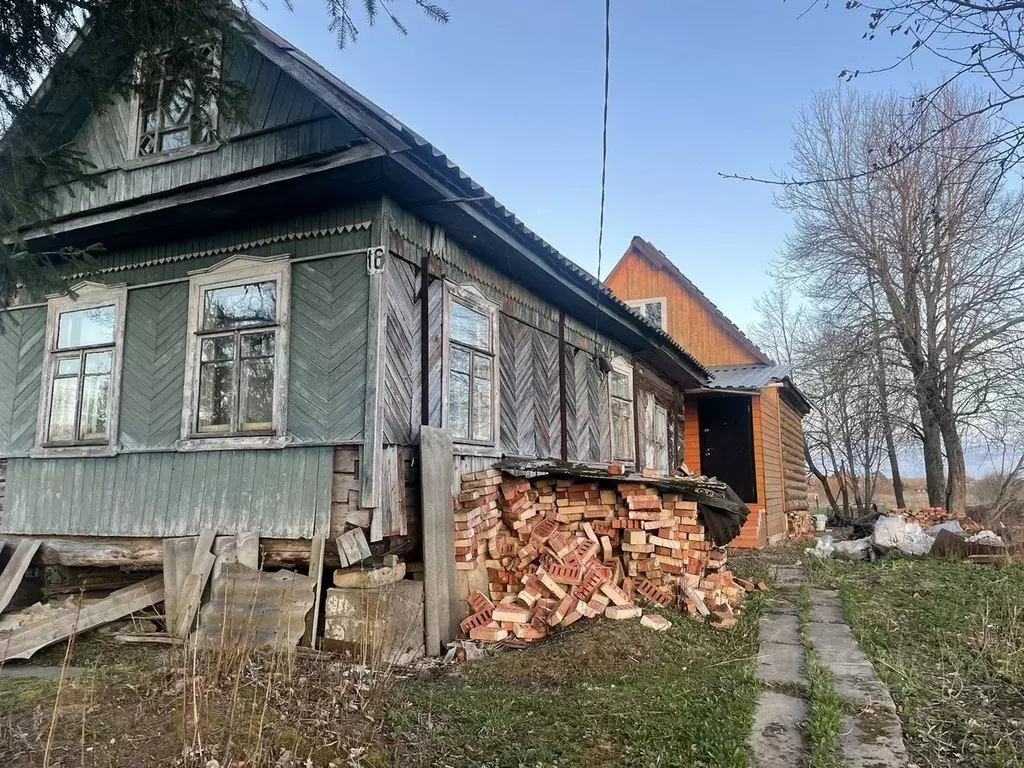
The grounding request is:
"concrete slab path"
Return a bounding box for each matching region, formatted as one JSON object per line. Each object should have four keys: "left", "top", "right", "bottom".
{"left": 749, "top": 566, "right": 908, "bottom": 768}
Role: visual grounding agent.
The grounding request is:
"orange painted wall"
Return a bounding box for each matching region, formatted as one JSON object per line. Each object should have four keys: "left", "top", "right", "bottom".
{"left": 605, "top": 248, "right": 762, "bottom": 368}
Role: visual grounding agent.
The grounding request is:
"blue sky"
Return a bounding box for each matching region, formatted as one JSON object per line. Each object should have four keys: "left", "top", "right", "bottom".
{"left": 252, "top": 0, "right": 943, "bottom": 331}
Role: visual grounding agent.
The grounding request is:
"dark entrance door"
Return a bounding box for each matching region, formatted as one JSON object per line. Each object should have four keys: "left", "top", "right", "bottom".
{"left": 697, "top": 395, "right": 757, "bottom": 504}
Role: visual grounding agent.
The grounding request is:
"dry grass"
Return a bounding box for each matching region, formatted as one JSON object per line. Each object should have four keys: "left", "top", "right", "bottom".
{"left": 809, "top": 555, "right": 1024, "bottom": 768}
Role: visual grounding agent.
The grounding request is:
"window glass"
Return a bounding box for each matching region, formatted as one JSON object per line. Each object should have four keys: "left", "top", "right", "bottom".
{"left": 80, "top": 374, "right": 110, "bottom": 441}
{"left": 240, "top": 358, "right": 274, "bottom": 430}
{"left": 610, "top": 370, "right": 631, "bottom": 401}
{"left": 198, "top": 357, "right": 235, "bottom": 433}
{"left": 472, "top": 358, "right": 493, "bottom": 442}
{"left": 57, "top": 357, "right": 81, "bottom": 376}
{"left": 451, "top": 302, "right": 490, "bottom": 350}
{"left": 644, "top": 301, "right": 663, "bottom": 329}
{"left": 202, "top": 281, "right": 277, "bottom": 331}
{"left": 58, "top": 306, "right": 115, "bottom": 349}
{"left": 449, "top": 369, "right": 470, "bottom": 439}
{"left": 611, "top": 398, "right": 635, "bottom": 462}
{"left": 48, "top": 378, "right": 79, "bottom": 442}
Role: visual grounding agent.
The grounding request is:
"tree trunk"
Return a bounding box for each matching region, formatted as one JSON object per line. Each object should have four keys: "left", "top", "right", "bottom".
{"left": 919, "top": 403, "right": 946, "bottom": 508}
{"left": 805, "top": 444, "right": 840, "bottom": 514}
{"left": 937, "top": 410, "right": 968, "bottom": 517}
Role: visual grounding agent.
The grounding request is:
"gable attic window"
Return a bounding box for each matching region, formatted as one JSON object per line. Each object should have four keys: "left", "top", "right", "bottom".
{"left": 35, "top": 283, "right": 127, "bottom": 458}
{"left": 135, "top": 44, "right": 217, "bottom": 157}
{"left": 609, "top": 358, "right": 635, "bottom": 464}
{"left": 626, "top": 298, "right": 667, "bottom": 331}
{"left": 443, "top": 282, "right": 500, "bottom": 448}
{"left": 180, "top": 256, "right": 291, "bottom": 450}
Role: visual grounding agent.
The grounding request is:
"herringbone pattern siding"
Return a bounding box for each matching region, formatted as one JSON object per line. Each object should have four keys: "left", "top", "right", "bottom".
{"left": 426, "top": 279, "right": 443, "bottom": 428}
{"left": 565, "top": 346, "right": 611, "bottom": 463}
{"left": 382, "top": 259, "right": 420, "bottom": 444}
{"left": 289, "top": 255, "right": 368, "bottom": 442}
{"left": 0, "top": 308, "right": 45, "bottom": 456}
{"left": 498, "top": 317, "right": 561, "bottom": 458}
{"left": 120, "top": 284, "right": 189, "bottom": 450}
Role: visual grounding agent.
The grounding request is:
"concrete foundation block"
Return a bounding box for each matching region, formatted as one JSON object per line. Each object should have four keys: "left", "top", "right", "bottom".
{"left": 324, "top": 580, "right": 425, "bottom": 663}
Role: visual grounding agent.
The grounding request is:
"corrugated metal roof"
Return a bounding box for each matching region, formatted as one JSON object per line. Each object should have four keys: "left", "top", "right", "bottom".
{"left": 249, "top": 21, "right": 709, "bottom": 382}
{"left": 707, "top": 364, "right": 794, "bottom": 391}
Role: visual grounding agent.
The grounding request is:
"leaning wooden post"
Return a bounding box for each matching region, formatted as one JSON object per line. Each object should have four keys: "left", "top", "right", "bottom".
{"left": 420, "top": 426, "right": 460, "bottom": 656}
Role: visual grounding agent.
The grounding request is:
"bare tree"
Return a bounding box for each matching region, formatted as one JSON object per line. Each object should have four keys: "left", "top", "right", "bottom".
{"left": 779, "top": 86, "right": 1024, "bottom": 517}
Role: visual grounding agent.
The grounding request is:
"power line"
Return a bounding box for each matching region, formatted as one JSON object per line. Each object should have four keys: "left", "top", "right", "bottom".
{"left": 593, "top": 0, "right": 612, "bottom": 341}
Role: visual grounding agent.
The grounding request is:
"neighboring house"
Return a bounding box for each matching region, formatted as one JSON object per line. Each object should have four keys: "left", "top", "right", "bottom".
{"left": 0, "top": 22, "right": 709, "bottom": 577}
{"left": 605, "top": 237, "right": 812, "bottom": 548}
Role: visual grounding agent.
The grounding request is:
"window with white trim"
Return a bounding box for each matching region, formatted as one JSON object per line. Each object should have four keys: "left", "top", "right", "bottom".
{"left": 627, "top": 298, "right": 667, "bottom": 331}
{"left": 609, "top": 358, "right": 635, "bottom": 463}
{"left": 182, "top": 257, "right": 290, "bottom": 445}
{"left": 443, "top": 283, "right": 499, "bottom": 446}
{"left": 37, "top": 283, "right": 127, "bottom": 454}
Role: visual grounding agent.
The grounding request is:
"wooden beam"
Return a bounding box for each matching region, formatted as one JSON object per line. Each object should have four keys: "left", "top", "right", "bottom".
{"left": 0, "top": 536, "right": 341, "bottom": 569}
{"left": 558, "top": 311, "right": 568, "bottom": 462}
{"left": 0, "top": 540, "right": 40, "bottom": 615}
{"left": 302, "top": 532, "right": 327, "bottom": 649}
{"left": 0, "top": 576, "right": 164, "bottom": 662}
{"left": 420, "top": 426, "right": 459, "bottom": 656}
{"left": 172, "top": 530, "right": 216, "bottom": 639}
{"left": 360, "top": 198, "right": 388, "bottom": 510}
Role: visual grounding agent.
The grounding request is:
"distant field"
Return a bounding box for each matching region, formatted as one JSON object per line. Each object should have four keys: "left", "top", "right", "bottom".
{"left": 809, "top": 477, "right": 981, "bottom": 512}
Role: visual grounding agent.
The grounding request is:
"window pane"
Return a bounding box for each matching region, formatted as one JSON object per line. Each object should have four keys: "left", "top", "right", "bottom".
{"left": 644, "top": 301, "right": 663, "bottom": 329}
{"left": 239, "top": 358, "right": 274, "bottom": 431}
{"left": 450, "top": 346, "right": 470, "bottom": 375}
{"left": 80, "top": 373, "right": 110, "bottom": 441}
{"left": 48, "top": 377, "right": 79, "bottom": 442}
{"left": 159, "top": 128, "right": 191, "bottom": 152}
{"left": 612, "top": 399, "right": 635, "bottom": 461}
{"left": 201, "top": 336, "right": 235, "bottom": 362}
{"left": 84, "top": 350, "right": 112, "bottom": 375}
{"left": 472, "top": 359, "right": 493, "bottom": 442}
{"left": 451, "top": 302, "right": 490, "bottom": 350}
{"left": 203, "top": 282, "right": 277, "bottom": 330}
{"left": 197, "top": 360, "right": 235, "bottom": 433}
{"left": 473, "top": 354, "right": 491, "bottom": 382}
{"left": 449, "top": 371, "right": 470, "bottom": 439}
{"left": 241, "top": 331, "right": 275, "bottom": 359}
{"left": 610, "top": 370, "right": 631, "bottom": 401}
{"left": 58, "top": 306, "right": 115, "bottom": 349}
{"left": 56, "top": 357, "right": 80, "bottom": 376}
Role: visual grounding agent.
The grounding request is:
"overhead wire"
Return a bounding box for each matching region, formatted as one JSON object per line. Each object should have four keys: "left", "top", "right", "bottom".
{"left": 592, "top": 0, "right": 612, "bottom": 349}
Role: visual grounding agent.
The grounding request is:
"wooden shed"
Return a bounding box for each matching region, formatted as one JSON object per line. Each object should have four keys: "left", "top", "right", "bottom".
{"left": 605, "top": 237, "right": 812, "bottom": 548}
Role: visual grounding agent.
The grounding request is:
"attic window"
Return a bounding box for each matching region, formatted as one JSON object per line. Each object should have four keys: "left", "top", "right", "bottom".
{"left": 136, "top": 45, "right": 217, "bottom": 157}
{"left": 626, "top": 298, "right": 667, "bottom": 331}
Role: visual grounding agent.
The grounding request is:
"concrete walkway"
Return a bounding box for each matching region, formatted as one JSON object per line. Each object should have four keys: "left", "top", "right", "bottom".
{"left": 749, "top": 566, "right": 907, "bottom": 768}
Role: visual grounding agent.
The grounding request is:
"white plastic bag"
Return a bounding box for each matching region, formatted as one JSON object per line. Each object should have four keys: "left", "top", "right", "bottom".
{"left": 805, "top": 535, "right": 836, "bottom": 559}
{"left": 967, "top": 530, "right": 1006, "bottom": 548}
{"left": 873, "top": 515, "right": 934, "bottom": 556}
{"left": 834, "top": 538, "right": 873, "bottom": 561}
{"left": 927, "top": 521, "right": 964, "bottom": 536}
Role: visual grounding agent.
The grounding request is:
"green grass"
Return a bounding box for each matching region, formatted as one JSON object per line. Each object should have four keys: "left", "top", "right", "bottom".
{"left": 384, "top": 604, "right": 766, "bottom": 767}
{"left": 808, "top": 555, "right": 1024, "bottom": 768}
{"left": 796, "top": 587, "right": 844, "bottom": 768}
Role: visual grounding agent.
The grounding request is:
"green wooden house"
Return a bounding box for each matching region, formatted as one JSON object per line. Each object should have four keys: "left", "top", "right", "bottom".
{"left": 0, "top": 20, "right": 709, "bottom": 562}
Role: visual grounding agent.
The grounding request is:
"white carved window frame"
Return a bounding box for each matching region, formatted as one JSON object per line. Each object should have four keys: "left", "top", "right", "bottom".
{"left": 33, "top": 281, "right": 128, "bottom": 459}
{"left": 178, "top": 255, "right": 292, "bottom": 452}
{"left": 608, "top": 356, "right": 636, "bottom": 465}
{"left": 626, "top": 297, "right": 668, "bottom": 331}
{"left": 441, "top": 280, "right": 501, "bottom": 455}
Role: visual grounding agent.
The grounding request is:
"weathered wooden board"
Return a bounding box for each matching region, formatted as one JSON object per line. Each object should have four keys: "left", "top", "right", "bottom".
{"left": 420, "top": 426, "right": 459, "bottom": 656}
{"left": 0, "top": 576, "right": 164, "bottom": 662}
{"left": 0, "top": 540, "right": 40, "bottom": 615}
{"left": 303, "top": 532, "right": 327, "bottom": 648}
{"left": 172, "top": 530, "right": 216, "bottom": 639}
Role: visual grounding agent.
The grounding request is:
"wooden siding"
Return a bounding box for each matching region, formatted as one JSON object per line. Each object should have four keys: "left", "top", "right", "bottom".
{"left": 120, "top": 283, "right": 189, "bottom": 451}
{"left": 605, "top": 248, "right": 761, "bottom": 367}
{"left": 1, "top": 448, "right": 333, "bottom": 538}
{"left": 565, "top": 345, "right": 612, "bottom": 463}
{"left": 45, "top": 38, "right": 362, "bottom": 221}
{"left": 288, "top": 254, "right": 369, "bottom": 443}
{"left": 780, "top": 400, "right": 809, "bottom": 513}
{"left": 0, "top": 308, "right": 45, "bottom": 457}
{"left": 761, "top": 388, "right": 786, "bottom": 542}
{"left": 683, "top": 398, "right": 701, "bottom": 474}
{"left": 499, "top": 316, "right": 561, "bottom": 458}
{"left": 382, "top": 257, "right": 422, "bottom": 445}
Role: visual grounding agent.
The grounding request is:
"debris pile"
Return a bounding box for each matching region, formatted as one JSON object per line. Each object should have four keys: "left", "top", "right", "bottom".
{"left": 454, "top": 469, "right": 755, "bottom": 643}
{"left": 893, "top": 506, "right": 980, "bottom": 532}
{"left": 787, "top": 509, "right": 818, "bottom": 542}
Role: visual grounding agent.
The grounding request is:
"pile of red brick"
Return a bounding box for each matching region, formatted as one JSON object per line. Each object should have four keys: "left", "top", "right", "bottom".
{"left": 787, "top": 509, "right": 817, "bottom": 542}
{"left": 895, "top": 506, "right": 980, "bottom": 532}
{"left": 454, "top": 469, "right": 754, "bottom": 643}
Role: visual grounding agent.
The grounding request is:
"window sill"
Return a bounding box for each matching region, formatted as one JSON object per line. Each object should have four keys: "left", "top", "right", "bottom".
{"left": 451, "top": 442, "right": 502, "bottom": 459}
{"left": 122, "top": 140, "right": 222, "bottom": 171}
{"left": 176, "top": 435, "right": 292, "bottom": 452}
{"left": 30, "top": 445, "right": 118, "bottom": 459}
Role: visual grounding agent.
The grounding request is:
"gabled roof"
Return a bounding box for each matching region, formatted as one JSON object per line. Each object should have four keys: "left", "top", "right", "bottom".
{"left": 607, "top": 236, "right": 773, "bottom": 366}
{"left": 10, "top": 16, "right": 710, "bottom": 388}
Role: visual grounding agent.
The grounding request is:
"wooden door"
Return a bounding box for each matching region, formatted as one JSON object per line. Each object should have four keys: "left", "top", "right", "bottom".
{"left": 697, "top": 395, "right": 757, "bottom": 503}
